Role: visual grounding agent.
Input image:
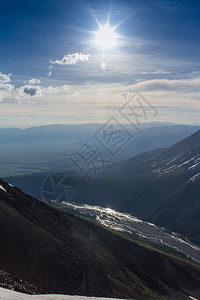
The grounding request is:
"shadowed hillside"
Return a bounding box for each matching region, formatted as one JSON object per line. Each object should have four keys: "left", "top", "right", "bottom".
{"left": 0, "top": 179, "right": 200, "bottom": 299}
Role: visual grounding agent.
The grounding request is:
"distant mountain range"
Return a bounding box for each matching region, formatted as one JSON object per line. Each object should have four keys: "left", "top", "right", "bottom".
{"left": 0, "top": 122, "right": 197, "bottom": 144}
{"left": 0, "top": 123, "right": 199, "bottom": 177}
{"left": 0, "top": 179, "right": 200, "bottom": 300}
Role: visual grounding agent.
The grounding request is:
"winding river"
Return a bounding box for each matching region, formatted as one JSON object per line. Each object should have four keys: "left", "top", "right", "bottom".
{"left": 60, "top": 201, "right": 200, "bottom": 263}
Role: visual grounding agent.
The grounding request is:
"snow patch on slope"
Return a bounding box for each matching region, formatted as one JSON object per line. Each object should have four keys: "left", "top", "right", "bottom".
{"left": 189, "top": 173, "right": 200, "bottom": 182}
{"left": 152, "top": 153, "right": 200, "bottom": 176}
{"left": 0, "top": 288, "right": 126, "bottom": 300}
{"left": 0, "top": 185, "right": 7, "bottom": 193}
{"left": 189, "top": 296, "right": 198, "bottom": 300}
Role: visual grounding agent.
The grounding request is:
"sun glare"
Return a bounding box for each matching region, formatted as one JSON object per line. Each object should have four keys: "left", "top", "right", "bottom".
{"left": 95, "top": 24, "right": 117, "bottom": 50}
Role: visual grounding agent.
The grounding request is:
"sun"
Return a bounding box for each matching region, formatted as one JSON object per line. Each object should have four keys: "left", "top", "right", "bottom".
{"left": 73, "top": 5, "right": 133, "bottom": 51}
{"left": 95, "top": 24, "right": 117, "bottom": 50}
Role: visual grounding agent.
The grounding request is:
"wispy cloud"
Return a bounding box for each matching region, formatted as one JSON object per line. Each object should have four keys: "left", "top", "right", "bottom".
{"left": 140, "top": 70, "right": 173, "bottom": 75}
{"left": 132, "top": 77, "right": 200, "bottom": 92}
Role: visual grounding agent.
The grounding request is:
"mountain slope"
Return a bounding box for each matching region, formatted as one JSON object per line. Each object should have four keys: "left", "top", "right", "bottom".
{"left": 99, "top": 129, "right": 200, "bottom": 244}
{"left": 103, "top": 129, "right": 200, "bottom": 177}
{"left": 1, "top": 180, "right": 200, "bottom": 299}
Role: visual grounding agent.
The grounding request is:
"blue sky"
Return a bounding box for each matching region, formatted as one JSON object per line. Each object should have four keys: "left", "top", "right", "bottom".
{"left": 0, "top": 0, "right": 200, "bottom": 127}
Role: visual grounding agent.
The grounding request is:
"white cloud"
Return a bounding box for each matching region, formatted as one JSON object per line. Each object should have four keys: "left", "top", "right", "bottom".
{"left": 0, "top": 72, "right": 11, "bottom": 84}
{"left": 28, "top": 78, "right": 41, "bottom": 85}
{"left": 0, "top": 72, "right": 15, "bottom": 102}
{"left": 50, "top": 52, "right": 90, "bottom": 65}
{"left": 48, "top": 66, "right": 53, "bottom": 77}
{"left": 72, "top": 91, "right": 80, "bottom": 97}
{"left": 0, "top": 83, "right": 14, "bottom": 91}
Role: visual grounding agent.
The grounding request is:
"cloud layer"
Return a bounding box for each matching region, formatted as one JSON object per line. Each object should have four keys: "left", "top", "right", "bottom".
{"left": 1, "top": 69, "right": 200, "bottom": 127}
